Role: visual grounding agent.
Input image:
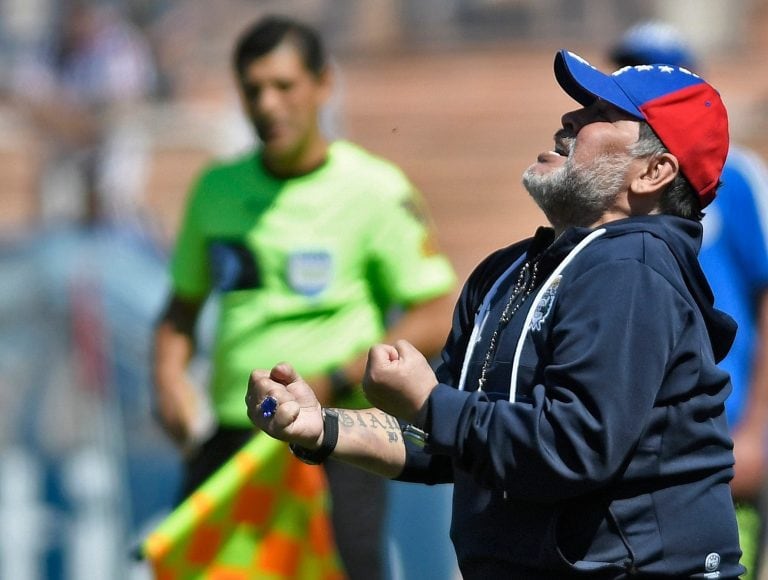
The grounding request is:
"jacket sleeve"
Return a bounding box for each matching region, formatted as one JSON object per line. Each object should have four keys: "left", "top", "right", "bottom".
{"left": 423, "top": 259, "right": 691, "bottom": 502}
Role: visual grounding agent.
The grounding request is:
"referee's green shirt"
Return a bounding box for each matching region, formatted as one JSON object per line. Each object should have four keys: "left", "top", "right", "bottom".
{"left": 171, "top": 141, "right": 457, "bottom": 426}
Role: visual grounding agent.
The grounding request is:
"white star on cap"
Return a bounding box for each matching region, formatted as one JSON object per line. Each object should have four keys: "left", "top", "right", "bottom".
{"left": 658, "top": 65, "right": 675, "bottom": 73}
{"left": 636, "top": 65, "right": 654, "bottom": 72}
{"left": 568, "top": 51, "right": 598, "bottom": 70}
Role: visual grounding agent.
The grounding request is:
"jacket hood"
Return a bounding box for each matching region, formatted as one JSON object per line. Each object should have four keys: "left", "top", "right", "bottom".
{"left": 568, "top": 215, "right": 736, "bottom": 362}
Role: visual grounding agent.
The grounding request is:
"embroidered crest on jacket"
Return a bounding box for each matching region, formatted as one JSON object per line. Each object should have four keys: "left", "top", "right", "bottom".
{"left": 530, "top": 275, "right": 561, "bottom": 331}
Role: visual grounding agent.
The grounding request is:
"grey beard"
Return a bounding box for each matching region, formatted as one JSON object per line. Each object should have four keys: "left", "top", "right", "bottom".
{"left": 522, "top": 153, "right": 630, "bottom": 231}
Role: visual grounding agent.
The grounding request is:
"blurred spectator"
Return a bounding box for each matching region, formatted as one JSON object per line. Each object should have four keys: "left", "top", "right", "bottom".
{"left": 5, "top": 0, "right": 157, "bottom": 231}
{"left": 0, "top": 4, "right": 169, "bottom": 578}
{"left": 152, "top": 15, "right": 457, "bottom": 580}
{"left": 611, "top": 20, "right": 768, "bottom": 580}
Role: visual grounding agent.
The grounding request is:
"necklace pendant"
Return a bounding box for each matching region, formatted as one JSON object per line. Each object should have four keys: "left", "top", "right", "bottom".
{"left": 474, "top": 255, "right": 542, "bottom": 394}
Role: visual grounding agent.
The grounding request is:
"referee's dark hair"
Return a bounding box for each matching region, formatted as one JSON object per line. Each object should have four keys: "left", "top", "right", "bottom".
{"left": 233, "top": 16, "right": 327, "bottom": 78}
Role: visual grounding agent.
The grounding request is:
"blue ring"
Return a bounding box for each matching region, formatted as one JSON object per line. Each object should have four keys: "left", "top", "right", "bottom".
{"left": 260, "top": 395, "right": 278, "bottom": 419}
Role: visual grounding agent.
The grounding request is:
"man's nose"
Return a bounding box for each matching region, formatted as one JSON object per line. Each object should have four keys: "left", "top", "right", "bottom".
{"left": 255, "top": 86, "right": 280, "bottom": 115}
{"left": 560, "top": 108, "right": 585, "bottom": 134}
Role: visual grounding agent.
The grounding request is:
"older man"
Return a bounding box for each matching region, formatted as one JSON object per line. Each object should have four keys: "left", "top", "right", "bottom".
{"left": 246, "top": 50, "right": 744, "bottom": 579}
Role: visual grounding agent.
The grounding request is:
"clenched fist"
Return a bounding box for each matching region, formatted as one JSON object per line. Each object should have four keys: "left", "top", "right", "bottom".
{"left": 363, "top": 339, "right": 438, "bottom": 424}
{"left": 245, "top": 363, "right": 324, "bottom": 449}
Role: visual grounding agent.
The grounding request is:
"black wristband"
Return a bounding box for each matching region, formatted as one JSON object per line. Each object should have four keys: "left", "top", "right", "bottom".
{"left": 289, "top": 408, "right": 339, "bottom": 465}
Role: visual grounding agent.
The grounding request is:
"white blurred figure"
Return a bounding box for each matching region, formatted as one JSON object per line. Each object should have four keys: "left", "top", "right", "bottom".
{"left": 8, "top": 0, "right": 156, "bottom": 231}
{"left": 0, "top": 448, "right": 49, "bottom": 580}
{"left": 63, "top": 446, "right": 123, "bottom": 580}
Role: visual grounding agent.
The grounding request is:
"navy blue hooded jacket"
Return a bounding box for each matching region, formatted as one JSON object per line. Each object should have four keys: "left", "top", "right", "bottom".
{"left": 397, "top": 215, "right": 743, "bottom": 579}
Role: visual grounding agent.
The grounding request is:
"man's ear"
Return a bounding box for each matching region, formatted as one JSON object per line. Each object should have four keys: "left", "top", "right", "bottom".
{"left": 630, "top": 153, "right": 679, "bottom": 195}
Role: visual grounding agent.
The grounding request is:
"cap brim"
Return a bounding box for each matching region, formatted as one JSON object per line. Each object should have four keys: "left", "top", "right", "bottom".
{"left": 554, "top": 50, "right": 643, "bottom": 118}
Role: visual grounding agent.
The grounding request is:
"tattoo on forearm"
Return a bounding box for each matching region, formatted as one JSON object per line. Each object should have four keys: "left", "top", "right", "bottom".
{"left": 336, "top": 409, "right": 401, "bottom": 444}
{"left": 367, "top": 412, "right": 391, "bottom": 430}
{"left": 338, "top": 410, "right": 358, "bottom": 428}
{"left": 338, "top": 410, "right": 395, "bottom": 429}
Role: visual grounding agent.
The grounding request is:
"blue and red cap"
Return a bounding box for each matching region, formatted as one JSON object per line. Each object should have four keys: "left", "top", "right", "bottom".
{"left": 554, "top": 50, "right": 729, "bottom": 207}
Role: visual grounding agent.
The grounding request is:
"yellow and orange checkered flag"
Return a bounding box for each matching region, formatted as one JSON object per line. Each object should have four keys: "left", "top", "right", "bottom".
{"left": 142, "top": 432, "right": 346, "bottom": 580}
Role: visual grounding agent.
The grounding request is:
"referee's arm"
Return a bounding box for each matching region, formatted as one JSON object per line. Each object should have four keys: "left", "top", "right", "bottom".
{"left": 152, "top": 293, "right": 207, "bottom": 452}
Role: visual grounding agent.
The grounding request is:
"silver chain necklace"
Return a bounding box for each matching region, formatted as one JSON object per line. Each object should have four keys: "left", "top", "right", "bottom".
{"left": 477, "top": 258, "right": 540, "bottom": 390}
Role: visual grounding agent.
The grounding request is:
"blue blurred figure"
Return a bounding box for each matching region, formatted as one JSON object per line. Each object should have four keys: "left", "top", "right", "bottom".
{"left": 611, "top": 20, "right": 768, "bottom": 579}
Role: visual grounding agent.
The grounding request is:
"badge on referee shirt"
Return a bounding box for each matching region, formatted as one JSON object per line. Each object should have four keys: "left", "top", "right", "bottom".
{"left": 287, "top": 250, "right": 333, "bottom": 297}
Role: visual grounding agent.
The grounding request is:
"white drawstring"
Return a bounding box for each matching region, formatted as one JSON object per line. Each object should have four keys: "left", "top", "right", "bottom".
{"left": 508, "top": 228, "right": 606, "bottom": 401}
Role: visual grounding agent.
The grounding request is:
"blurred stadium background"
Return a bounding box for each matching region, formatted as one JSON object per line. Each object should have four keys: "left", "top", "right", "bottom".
{"left": 1, "top": 1, "right": 767, "bottom": 578}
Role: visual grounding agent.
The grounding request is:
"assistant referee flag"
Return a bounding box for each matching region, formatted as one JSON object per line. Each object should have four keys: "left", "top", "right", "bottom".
{"left": 142, "top": 432, "right": 345, "bottom": 579}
